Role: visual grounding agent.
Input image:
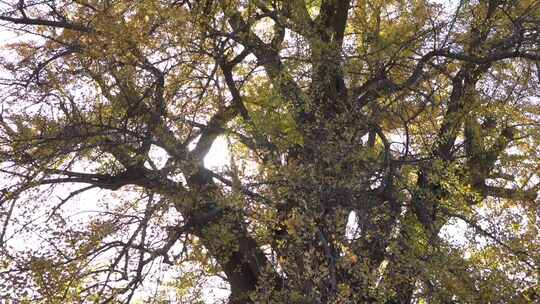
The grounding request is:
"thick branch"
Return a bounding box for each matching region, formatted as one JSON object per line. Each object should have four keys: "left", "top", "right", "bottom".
{"left": 317, "top": 0, "right": 351, "bottom": 45}
{"left": 0, "top": 15, "right": 89, "bottom": 32}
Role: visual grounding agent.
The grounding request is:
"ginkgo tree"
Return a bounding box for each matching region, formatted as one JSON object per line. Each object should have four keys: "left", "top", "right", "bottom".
{"left": 0, "top": 0, "right": 539, "bottom": 303}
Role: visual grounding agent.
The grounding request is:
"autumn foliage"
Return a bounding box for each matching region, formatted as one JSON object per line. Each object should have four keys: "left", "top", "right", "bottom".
{"left": 0, "top": 0, "right": 539, "bottom": 303}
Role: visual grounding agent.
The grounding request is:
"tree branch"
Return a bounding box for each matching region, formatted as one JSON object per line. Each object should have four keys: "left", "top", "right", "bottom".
{"left": 0, "top": 15, "right": 90, "bottom": 32}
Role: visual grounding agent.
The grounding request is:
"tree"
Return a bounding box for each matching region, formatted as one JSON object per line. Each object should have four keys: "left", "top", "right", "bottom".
{"left": 0, "top": 0, "right": 539, "bottom": 303}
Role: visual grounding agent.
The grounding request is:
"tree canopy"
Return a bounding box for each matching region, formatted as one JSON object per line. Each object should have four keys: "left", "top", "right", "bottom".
{"left": 0, "top": 0, "right": 539, "bottom": 303}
